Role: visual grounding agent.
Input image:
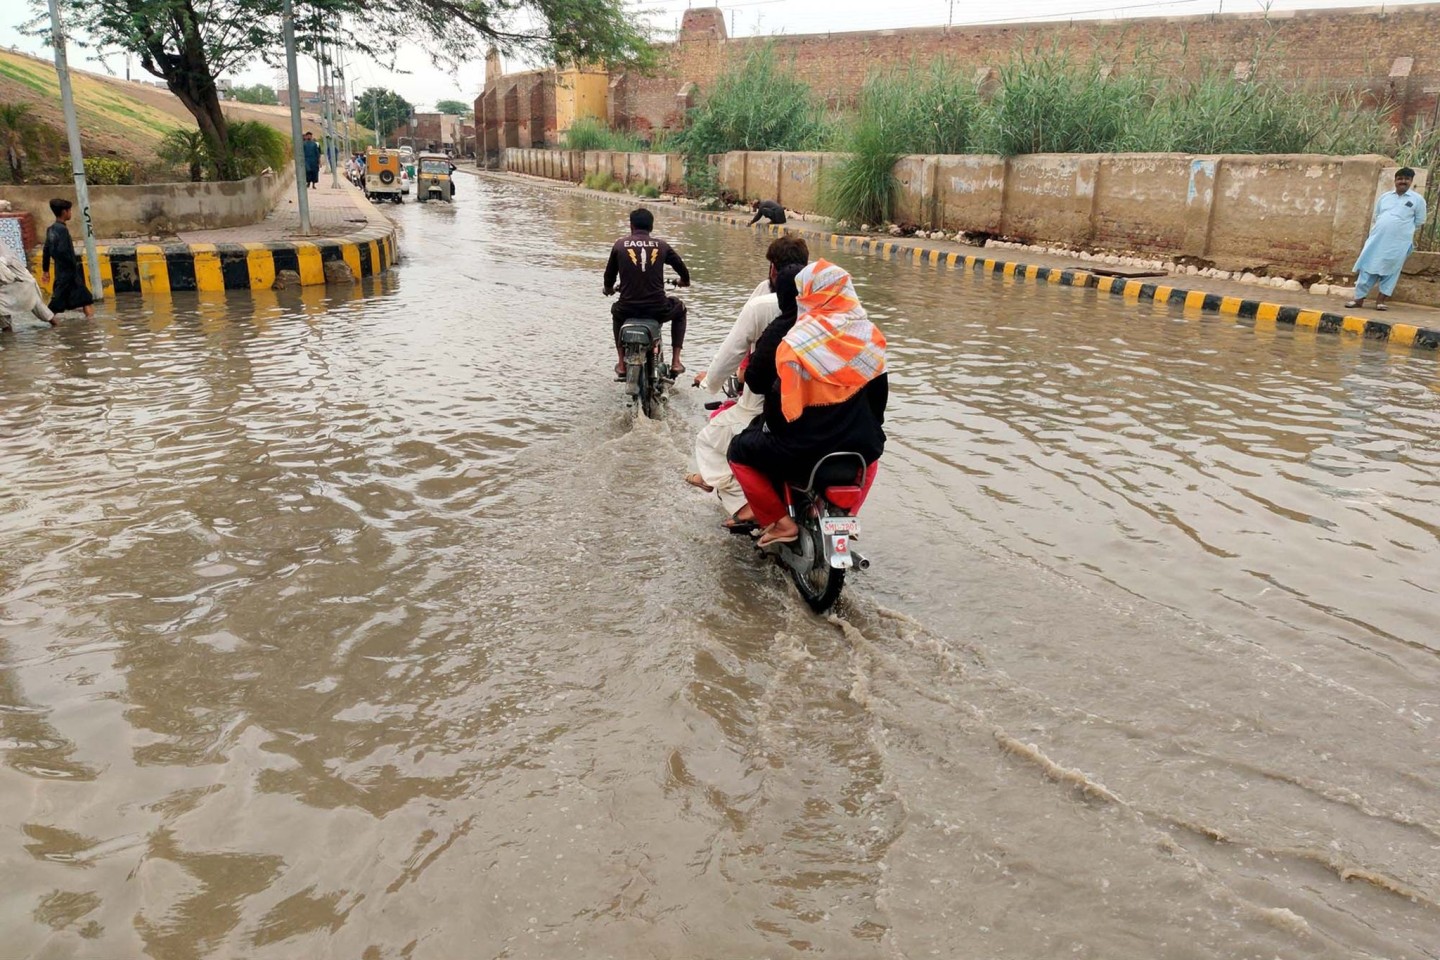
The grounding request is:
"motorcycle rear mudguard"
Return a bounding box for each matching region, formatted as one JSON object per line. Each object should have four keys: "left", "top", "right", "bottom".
{"left": 618, "top": 318, "right": 662, "bottom": 347}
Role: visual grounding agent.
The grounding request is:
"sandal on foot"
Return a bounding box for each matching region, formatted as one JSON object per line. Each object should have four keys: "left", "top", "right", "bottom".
{"left": 1344, "top": 300, "right": 1362, "bottom": 308}
{"left": 684, "top": 473, "right": 714, "bottom": 492}
{"left": 757, "top": 528, "right": 800, "bottom": 547}
{"left": 1375, "top": 303, "right": 1388, "bottom": 311}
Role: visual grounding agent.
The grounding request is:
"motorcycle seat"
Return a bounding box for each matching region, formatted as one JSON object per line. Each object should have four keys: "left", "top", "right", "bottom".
{"left": 619, "top": 318, "right": 662, "bottom": 346}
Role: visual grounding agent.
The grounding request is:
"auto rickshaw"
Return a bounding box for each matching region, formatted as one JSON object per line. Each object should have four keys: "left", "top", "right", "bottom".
{"left": 365, "top": 147, "right": 403, "bottom": 204}
{"left": 416, "top": 153, "right": 454, "bottom": 203}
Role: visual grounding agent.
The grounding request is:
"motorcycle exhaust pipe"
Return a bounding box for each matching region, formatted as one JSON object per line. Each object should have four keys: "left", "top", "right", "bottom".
{"left": 850, "top": 550, "right": 870, "bottom": 570}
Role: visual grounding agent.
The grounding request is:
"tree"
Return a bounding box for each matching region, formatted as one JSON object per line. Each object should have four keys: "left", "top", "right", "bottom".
{"left": 44, "top": 0, "right": 657, "bottom": 180}
{"left": 435, "top": 98, "right": 470, "bottom": 115}
{"left": 231, "top": 83, "right": 280, "bottom": 105}
{"left": 0, "top": 103, "right": 33, "bottom": 182}
{"left": 355, "top": 88, "right": 413, "bottom": 145}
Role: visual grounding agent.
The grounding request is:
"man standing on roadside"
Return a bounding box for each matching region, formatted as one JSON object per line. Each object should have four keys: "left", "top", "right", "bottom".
{"left": 303, "top": 131, "right": 321, "bottom": 190}
{"left": 1346, "top": 167, "right": 1427, "bottom": 311}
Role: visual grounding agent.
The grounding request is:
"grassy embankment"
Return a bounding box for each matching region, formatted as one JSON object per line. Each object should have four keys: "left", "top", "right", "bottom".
{"left": 0, "top": 49, "right": 366, "bottom": 185}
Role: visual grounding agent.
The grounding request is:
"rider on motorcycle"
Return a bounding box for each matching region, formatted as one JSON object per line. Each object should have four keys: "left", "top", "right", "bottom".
{"left": 727, "top": 259, "right": 888, "bottom": 547}
{"left": 688, "top": 236, "right": 810, "bottom": 527}
{"left": 603, "top": 208, "right": 690, "bottom": 377}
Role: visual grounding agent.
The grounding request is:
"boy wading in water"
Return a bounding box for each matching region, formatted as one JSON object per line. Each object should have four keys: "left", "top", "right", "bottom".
{"left": 41, "top": 199, "right": 96, "bottom": 319}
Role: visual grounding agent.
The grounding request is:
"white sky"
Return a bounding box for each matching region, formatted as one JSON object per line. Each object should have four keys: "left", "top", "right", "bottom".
{"left": 0, "top": 0, "right": 1433, "bottom": 111}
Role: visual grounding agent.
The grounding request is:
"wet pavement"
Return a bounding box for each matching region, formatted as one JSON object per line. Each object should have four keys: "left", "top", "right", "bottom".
{"left": 2, "top": 173, "right": 1438, "bottom": 959}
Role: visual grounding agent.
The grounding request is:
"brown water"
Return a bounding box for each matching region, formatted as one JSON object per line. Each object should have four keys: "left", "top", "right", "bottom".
{"left": 2, "top": 176, "right": 1438, "bottom": 960}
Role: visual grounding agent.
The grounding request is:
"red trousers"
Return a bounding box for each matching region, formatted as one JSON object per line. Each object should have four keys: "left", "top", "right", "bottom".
{"left": 731, "top": 461, "right": 878, "bottom": 526}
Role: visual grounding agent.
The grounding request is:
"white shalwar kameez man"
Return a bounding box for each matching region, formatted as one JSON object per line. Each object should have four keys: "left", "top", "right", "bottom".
{"left": 1347, "top": 169, "right": 1427, "bottom": 310}
{"left": 0, "top": 239, "right": 56, "bottom": 333}
{"left": 692, "top": 279, "right": 781, "bottom": 517}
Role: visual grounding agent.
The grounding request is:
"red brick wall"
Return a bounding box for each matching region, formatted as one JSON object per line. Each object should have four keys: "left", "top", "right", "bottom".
{"left": 488, "top": 5, "right": 1440, "bottom": 140}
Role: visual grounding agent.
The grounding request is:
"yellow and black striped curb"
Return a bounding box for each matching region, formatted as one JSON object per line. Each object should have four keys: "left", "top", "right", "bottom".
{"left": 31, "top": 228, "right": 399, "bottom": 296}
{"left": 507, "top": 172, "right": 1439, "bottom": 353}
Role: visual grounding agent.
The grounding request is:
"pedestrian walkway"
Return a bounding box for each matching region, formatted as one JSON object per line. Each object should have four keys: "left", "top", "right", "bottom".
{"left": 173, "top": 175, "right": 388, "bottom": 244}
{"left": 62, "top": 173, "right": 400, "bottom": 298}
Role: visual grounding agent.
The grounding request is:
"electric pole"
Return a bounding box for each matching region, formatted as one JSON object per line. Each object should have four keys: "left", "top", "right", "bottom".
{"left": 46, "top": 0, "right": 104, "bottom": 302}
{"left": 282, "top": 0, "right": 312, "bottom": 234}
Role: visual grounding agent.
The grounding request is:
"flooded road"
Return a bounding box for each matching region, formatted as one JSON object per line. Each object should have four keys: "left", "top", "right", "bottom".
{"left": 2, "top": 174, "right": 1438, "bottom": 959}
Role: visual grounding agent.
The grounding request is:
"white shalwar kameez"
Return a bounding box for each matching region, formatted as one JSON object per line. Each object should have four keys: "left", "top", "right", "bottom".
{"left": 694, "top": 279, "right": 781, "bottom": 514}
{"left": 0, "top": 241, "right": 54, "bottom": 332}
{"left": 1352, "top": 187, "right": 1428, "bottom": 298}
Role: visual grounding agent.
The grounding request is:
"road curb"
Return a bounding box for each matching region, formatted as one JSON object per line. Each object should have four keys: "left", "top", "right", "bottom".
{"left": 499, "top": 172, "right": 1439, "bottom": 354}
{"left": 30, "top": 218, "right": 399, "bottom": 297}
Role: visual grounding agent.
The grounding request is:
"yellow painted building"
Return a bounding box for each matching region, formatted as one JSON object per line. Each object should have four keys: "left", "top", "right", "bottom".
{"left": 555, "top": 66, "right": 610, "bottom": 141}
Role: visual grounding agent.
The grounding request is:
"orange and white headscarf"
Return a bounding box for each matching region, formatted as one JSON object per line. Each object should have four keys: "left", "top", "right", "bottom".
{"left": 775, "top": 260, "right": 886, "bottom": 422}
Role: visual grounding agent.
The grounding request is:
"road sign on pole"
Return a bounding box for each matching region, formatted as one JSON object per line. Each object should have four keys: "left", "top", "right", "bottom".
{"left": 46, "top": 0, "right": 104, "bottom": 301}
{"left": 283, "top": 0, "right": 312, "bottom": 235}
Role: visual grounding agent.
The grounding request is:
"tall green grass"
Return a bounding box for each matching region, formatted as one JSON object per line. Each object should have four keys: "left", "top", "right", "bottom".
{"left": 820, "top": 62, "right": 984, "bottom": 225}
{"left": 675, "top": 44, "right": 834, "bottom": 194}
{"left": 566, "top": 116, "right": 645, "bottom": 152}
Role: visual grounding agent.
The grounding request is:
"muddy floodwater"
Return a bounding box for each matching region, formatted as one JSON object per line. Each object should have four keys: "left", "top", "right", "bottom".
{"left": 2, "top": 175, "right": 1438, "bottom": 960}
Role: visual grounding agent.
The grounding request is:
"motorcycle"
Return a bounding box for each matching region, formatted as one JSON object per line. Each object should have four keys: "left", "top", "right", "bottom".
{"left": 614, "top": 280, "right": 683, "bottom": 420}
{"left": 758, "top": 452, "right": 873, "bottom": 613}
{"left": 706, "top": 382, "right": 873, "bottom": 613}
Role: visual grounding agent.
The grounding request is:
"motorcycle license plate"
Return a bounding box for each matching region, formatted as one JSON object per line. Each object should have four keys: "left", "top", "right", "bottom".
{"left": 820, "top": 517, "right": 860, "bottom": 537}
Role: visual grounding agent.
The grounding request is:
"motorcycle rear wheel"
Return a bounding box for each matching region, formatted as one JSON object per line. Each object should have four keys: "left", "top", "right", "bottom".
{"left": 790, "top": 521, "right": 844, "bottom": 612}
{"left": 640, "top": 355, "right": 661, "bottom": 419}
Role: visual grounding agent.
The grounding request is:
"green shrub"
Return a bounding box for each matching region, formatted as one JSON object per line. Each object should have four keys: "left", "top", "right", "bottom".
{"left": 633, "top": 183, "right": 660, "bottom": 198}
{"left": 158, "top": 127, "right": 209, "bottom": 182}
{"left": 566, "top": 116, "right": 644, "bottom": 152}
{"left": 83, "top": 156, "right": 135, "bottom": 185}
{"left": 583, "top": 171, "right": 622, "bottom": 191}
{"left": 225, "top": 120, "right": 290, "bottom": 179}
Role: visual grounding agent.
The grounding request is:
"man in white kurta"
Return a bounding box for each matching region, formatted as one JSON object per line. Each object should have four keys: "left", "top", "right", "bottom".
{"left": 689, "top": 278, "right": 780, "bottom": 517}
{"left": 1347, "top": 167, "right": 1428, "bottom": 310}
{"left": 0, "top": 239, "right": 56, "bottom": 333}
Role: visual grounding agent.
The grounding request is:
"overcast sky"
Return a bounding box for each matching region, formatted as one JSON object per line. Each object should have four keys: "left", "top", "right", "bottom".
{"left": 0, "top": 0, "right": 1431, "bottom": 112}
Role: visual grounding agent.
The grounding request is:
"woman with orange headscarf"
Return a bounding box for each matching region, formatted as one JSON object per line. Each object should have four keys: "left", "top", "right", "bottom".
{"left": 727, "top": 259, "right": 888, "bottom": 546}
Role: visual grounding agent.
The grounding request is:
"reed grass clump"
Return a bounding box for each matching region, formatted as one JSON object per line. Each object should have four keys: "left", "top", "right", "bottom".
{"left": 676, "top": 44, "right": 834, "bottom": 194}
{"left": 821, "top": 61, "right": 983, "bottom": 224}
{"left": 566, "top": 117, "right": 645, "bottom": 152}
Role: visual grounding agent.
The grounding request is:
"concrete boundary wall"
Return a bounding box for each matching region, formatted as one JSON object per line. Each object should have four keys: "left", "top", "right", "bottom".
{"left": 503, "top": 148, "right": 683, "bottom": 193}
{"left": 497, "top": 172, "right": 1439, "bottom": 352}
{"left": 505, "top": 147, "right": 1429, "bottom": 276}
{"left": 723, "top": 151, "right": 1425, "bottom": 276}
{"left": 3, "top": 168, "right": 294, "bottom": 242}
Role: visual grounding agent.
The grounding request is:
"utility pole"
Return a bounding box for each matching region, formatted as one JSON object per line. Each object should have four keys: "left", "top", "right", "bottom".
{"left": 282, "top": 0, "right": 311, "bottom": 235}
{"left": 46, "top": 0, "right": 103, "bottom": 302}
{"left": 324, "top": 41, "right": 339, "bottom": 187}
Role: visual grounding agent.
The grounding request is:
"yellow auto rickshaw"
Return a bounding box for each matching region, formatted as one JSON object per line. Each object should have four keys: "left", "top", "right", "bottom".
{"left": 416, "top": 153, "right": 455, "bottom": 203}
{"left": 365, "top": 147, "right": 404, "bottom": 204}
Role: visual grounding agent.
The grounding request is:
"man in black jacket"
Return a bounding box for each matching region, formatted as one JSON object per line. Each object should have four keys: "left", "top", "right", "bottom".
{"left": 603, "top": 208, "right": 690, "bottom": 376}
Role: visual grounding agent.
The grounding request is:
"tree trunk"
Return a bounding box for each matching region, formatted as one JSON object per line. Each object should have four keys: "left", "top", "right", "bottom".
{"left": 167, "top": 70, "right": 233, "bottom": 179}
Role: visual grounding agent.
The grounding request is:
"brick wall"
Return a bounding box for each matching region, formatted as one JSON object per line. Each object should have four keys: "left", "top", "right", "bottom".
{"left": 483, "top": 5, "right": 1440, "bottom": 146}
